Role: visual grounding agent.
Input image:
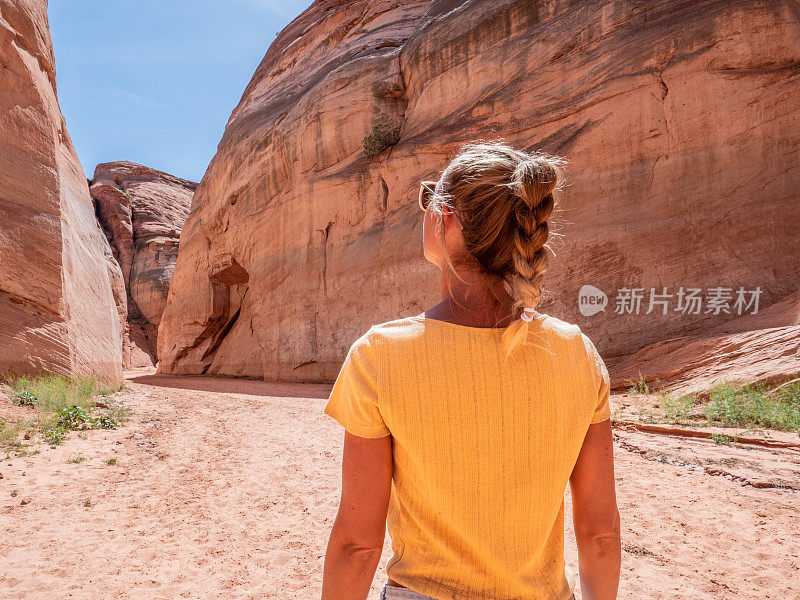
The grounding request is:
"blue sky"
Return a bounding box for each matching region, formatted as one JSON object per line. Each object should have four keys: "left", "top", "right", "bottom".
{"left": 49, "top": 0, "right": 312, "bottom": 183}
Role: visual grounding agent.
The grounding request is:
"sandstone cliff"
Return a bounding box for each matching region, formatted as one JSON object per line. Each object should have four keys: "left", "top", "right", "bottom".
{"left": 0, "top": 0, "right": 125, "bottom": 382}
{"left": 158, "top": 0, "right": 800, "bottom": 382}
{"left": 607, "top": 290, "right": 800, "bottom": 393}
{"left": 91, "top": 162, "right": 196, "bottom": 368}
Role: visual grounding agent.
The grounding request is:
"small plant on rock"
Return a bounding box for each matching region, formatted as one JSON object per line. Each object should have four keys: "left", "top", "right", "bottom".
{"left": 627, "top": 373, "right": 650, "bottom": 396}
{"left": 363, "top": 122, "right": 400, "bottom": 158}
{"left": 710, "top": 433, "right": 734, "bottom": 446}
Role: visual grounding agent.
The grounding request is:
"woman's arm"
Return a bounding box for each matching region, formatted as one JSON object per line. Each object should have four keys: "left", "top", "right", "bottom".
{"left": 569, "top": 418, "right": 621, "bottom": 600}
{"left": 322, "top": 431, "right": 393, "bottom": 600}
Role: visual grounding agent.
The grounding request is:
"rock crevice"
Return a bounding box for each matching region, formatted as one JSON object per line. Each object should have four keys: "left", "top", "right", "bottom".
{"left": 90, "top": 162, "right": 196, "bottom": 368}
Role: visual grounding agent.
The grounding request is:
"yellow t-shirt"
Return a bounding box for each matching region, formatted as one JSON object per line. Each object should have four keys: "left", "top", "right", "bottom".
{"left": 323, "top": 313, "right": 611, "bottom": 600}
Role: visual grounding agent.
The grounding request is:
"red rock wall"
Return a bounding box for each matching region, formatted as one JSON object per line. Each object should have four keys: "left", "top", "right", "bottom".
{"left": 0, "top": 0, "right": 125, "bottom": 382}
{"left": 158, "top": 0, "right": 800, "bottom": 381}
{"left": 90, "top": 162, "right": 195, "bottom": 368}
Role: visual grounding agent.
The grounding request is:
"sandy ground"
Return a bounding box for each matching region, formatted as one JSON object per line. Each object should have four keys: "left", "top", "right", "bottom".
{"left": 0, "top": 369, "right": 798, "bottom": 599}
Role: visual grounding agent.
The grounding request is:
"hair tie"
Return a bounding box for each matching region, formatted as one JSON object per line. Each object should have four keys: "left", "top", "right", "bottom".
{"left": 520, "top": 307, "right": 537, "bottom": 322}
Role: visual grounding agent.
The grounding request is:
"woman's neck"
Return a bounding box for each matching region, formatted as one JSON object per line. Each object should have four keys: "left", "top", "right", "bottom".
{"left": 423, "top": 269, "right": 517, "bottom": 328}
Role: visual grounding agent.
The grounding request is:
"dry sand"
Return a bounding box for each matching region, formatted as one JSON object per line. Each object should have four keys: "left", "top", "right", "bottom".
{"left": 0, "top": 369, "right": 797, "bottom": 599}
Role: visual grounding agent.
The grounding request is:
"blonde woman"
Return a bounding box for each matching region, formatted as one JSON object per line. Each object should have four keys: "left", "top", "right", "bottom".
{"left": 322, "top": 141, "right": 620, "bottom": 600}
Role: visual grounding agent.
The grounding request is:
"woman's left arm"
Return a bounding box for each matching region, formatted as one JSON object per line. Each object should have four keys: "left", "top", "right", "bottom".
{"left": 322, "top": 431, "right": 393, "bottom": 600}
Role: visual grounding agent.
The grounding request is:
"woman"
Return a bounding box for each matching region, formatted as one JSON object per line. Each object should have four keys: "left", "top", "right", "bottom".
{"left": 322, "top": 141, "right": 620, "bottom": 600}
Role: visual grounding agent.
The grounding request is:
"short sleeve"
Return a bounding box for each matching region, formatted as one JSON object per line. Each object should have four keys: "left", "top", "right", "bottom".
{"left": 580, "top": 332, "right": 612, "bottom": 424}
{"left": 323, "top": 329, "right": 391, "bottom": 438}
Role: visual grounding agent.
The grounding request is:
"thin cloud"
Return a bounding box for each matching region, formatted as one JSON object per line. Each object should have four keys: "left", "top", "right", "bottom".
{"left": 110, "top": 90, "right": 173, "bottom": 109}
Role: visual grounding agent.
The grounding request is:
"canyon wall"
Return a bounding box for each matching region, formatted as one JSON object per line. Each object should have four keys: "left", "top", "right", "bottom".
{"left": 158, "top": 0, "right": 800, "bottom": 382}
{"left": 91, "top": 162, "right": 195, "bottom": 368}
{"left": 0, "top": 0, "right": 125, "bottom": 382}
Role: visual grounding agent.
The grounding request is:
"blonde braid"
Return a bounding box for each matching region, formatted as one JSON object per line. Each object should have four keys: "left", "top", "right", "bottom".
{"left": 501, "top": 158, "right": 560, "bottom": 358}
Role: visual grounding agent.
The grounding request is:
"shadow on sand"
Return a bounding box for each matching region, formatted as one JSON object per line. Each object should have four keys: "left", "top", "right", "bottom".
{"left": 127, "top": 371, "right": 332, "bottom": 399}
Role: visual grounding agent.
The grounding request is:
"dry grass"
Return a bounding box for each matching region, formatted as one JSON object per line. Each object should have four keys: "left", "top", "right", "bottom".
{"left": 0, "top": 374, "right": 130, "bottom": 456}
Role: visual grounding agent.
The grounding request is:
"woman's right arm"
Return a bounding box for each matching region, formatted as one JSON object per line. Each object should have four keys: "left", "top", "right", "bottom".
{"left": 569, "top": 418, "right": 621, "bottom": 600}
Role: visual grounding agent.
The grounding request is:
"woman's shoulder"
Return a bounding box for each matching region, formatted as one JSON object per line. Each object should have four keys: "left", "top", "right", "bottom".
{"left": 365, "top": 316, "right": 426, "bottom": 341}
{"left": 540, "top": 316, "right": 605, "bottom": 367}
{"left": 344, "top": 317, "right": 423, "bottom": 351}
{"left": 538, "top": 313, "right": 581, "bottom": 336}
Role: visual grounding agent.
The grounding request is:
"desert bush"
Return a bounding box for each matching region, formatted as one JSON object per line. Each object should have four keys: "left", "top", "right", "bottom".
{"left": 12, "top": 390, "right": 37, "bottom": 407}
{"left": 661, "top": 393, "right": 698, "bottom": 423}
{"left": 363, "top": 123, "right": 400, "bottom": 158}
{"left": 44, "top": 427, "right": 66, "bottom": 446}
{"left": 703, "top": 380, "right": 800, "bottom": 432}
{"left": 631, "top": 376, "right": 800, "bottom": 433}
{"left": 56, "top": 405, "right": 93, "bottom": 430}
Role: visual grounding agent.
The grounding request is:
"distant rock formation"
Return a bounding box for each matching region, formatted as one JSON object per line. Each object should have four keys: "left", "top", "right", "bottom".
{"left": 0, "top": 0, "right": 125, "bottom": 382}
{"left": 158, "top": 0, "right": 800, "bottom": 381}
{"left": 90, "top": 162, "right": 196, "bottom": 368}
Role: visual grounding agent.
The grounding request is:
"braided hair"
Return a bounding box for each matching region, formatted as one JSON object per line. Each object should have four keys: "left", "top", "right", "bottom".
{"left": 426, "top": 141, "right": 564, "bottom": 359}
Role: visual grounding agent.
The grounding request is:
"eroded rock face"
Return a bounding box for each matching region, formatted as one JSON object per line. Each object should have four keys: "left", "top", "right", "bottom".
{"left": 158, "top": 0, "right": 800, "bottom": 381}
{"left": 607, "top": 291, "right": 800, "bottom": 394}
{"left": 0, "top": 0, "right": 124, "bottom": 382}
{"left": 90, "top": 162, "right": 196, "bottom": 367}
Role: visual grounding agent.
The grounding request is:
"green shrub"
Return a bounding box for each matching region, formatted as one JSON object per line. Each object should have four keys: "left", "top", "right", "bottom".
{"left": 56, "top": 405, "right": 118, "bottom": 431}
{"left": 57, "top": 405, "right": 92, "bottom": 430}
{"left": 363, "top": 123, "right": 400, "bottom": 158}
{"left": 44, "top": 427, "right": 67, "bottom": 446}
{"left": 12, "top": 390, "right": 37, "bottom": 407}
{"left": 93, "top": 415, "right": 118, "bottom": 430}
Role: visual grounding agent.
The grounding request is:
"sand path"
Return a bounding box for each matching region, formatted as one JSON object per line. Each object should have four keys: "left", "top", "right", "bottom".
{"left": 0, "top": 370, "right": 797, "bottom": 599}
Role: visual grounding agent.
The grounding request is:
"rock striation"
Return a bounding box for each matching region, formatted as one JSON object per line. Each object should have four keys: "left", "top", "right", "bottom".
{"left": 158, "top": 0, "right": 800, "bottom": 381}
{"left": 0, "top": 0, "right": 125, "bottom": 382}
{"left": 90, "top": 162, "right": 196, "bottom": 368}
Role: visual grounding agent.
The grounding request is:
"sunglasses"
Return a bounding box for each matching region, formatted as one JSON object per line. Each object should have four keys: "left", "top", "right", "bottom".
{"left": 418, "top": 180, "right": 438, "bottom": 211}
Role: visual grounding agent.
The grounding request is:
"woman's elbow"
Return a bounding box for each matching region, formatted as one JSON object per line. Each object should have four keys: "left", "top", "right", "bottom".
{"left": 328, "top": 522, "right": 385, "bottom": 557}
{"left": 576, "top": 508, "right": 621, "bottom": 542}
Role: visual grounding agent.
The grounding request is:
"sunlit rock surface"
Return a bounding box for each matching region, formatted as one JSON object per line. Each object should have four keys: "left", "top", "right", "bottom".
{"left": 158, "top": 0, "right": 800, "bottom": 381}
{"left": 0, "top": 0, "right": 124, "bottom": 382}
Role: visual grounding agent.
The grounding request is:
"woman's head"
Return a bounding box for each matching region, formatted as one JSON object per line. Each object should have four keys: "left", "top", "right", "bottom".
{"left": 420, "top": 140, "right": 565, "bottom": 358}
